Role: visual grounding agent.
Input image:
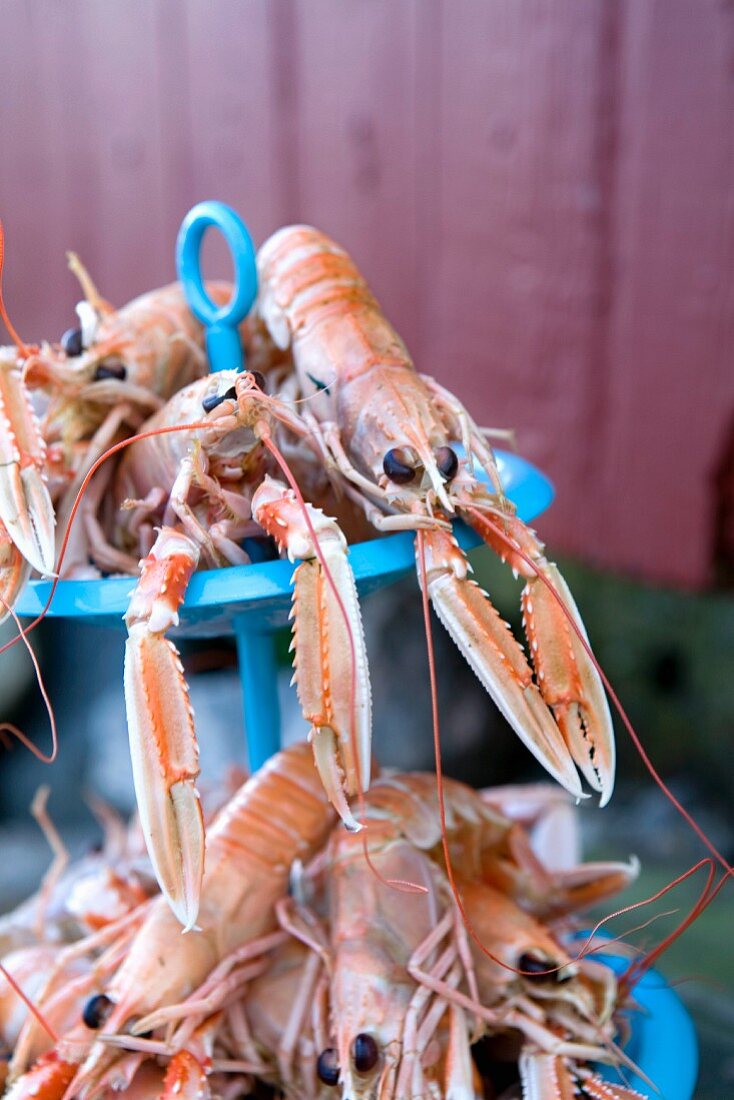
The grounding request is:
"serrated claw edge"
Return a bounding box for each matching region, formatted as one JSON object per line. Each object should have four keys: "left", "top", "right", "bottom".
{"left": 0, "top": 463, "right": 56, "bottom": 576}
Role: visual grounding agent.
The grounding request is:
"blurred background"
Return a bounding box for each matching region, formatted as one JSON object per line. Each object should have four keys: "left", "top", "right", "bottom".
{"left": 1, "top": 2, "right": 733, "bottom": 1095}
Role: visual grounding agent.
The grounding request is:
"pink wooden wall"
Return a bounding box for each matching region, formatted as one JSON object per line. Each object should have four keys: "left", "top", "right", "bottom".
{"left": 1, "top": 1, "right": 733, "bottom": 587}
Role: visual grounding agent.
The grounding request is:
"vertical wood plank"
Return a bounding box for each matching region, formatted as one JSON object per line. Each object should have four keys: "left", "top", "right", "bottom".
{"left": 285, "top": 0, "right": 422, "bottom": 351}
{"left": 0, "top": 0, "right": 281, "bottom": 340}
{"left": 73, "top": 1, "right": 170, "bottom": 302}
{"left": 153, "top": 0, "right": 197, "bottom": 268}
{"left": 426, "top": 1, "right": 606, "bottom": 558}
{"left": 0, "top": 2, "right": 94, "bottom": 342}
{"left": 183, "top": 0, "right": 280, "bottom": 249}
{"left": 0, "top": 0, "right": 170, "bottom": 337}
{"left": 596, "top": 0, "right": 734, "bottom": 585}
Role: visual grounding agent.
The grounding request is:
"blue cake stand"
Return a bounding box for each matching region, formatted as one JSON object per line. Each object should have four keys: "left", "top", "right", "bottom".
{"left": 15, "top": 202, "right": 697, "bottom": 1094}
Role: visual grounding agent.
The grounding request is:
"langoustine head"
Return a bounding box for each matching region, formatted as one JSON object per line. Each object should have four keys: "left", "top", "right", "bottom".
{"left": 23, "top": 257, "right": 238, "bottom": 415}
{"left": 326, "top": 818, "right": 469, "bottom": 1100}
{"left": 461, "top": 879, "right": 621, "bottom": 1066}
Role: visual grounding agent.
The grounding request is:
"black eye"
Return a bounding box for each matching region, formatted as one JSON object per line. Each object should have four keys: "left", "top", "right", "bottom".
{"left": 518, "top": 953, "right": 557, "bottom": 980}
{"left": 82, "top": 993, "right": 113, "bottom": 1029}
{"left": 93, "top": 361, "right": 127, "bottom": 381}
{"left": 316, "top": 1048, "right": 340, "bottom": 1086}
{"left": 61, "top": 327, "right": 83, "bottom": 357}
{"left": 382, "top": 448, "right": 416, "bottom": 484}
{"left": 352, "top": 1033, "right": 379, "bottom": 1073}
{"left": 435, "top": 445, "right": 458, "bottom": 481}
{"left": 202, "top": 392, "right": 224, "bottom": 413}
{"left": 248, "top": 370, "right": 266, "bottom": 392}
{"left": 202, "top": 386, "right": 237, "bottom": 413}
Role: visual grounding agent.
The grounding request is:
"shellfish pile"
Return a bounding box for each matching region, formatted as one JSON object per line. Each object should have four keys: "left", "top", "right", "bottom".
{"left": 0, "top": 220, "right": 677, "bottom": 1099}
{"left": 1, "top": 745, "right": 643, "bottom": 1100}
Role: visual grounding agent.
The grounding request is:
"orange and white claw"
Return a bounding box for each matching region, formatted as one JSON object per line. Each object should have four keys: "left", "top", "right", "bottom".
{"left": 518, "top": 1052, "right": 574, "bottom": 1099}
{"left": 417, "top": 526, "right": 585, "bottom": 801}
{"left": 574, "top": 1064, "right": 648, "bottom": 1100}
{"left": 252, "top": 476, "right": 371, "bottom": 830}
{"left": 124, "top": 527, "right": 204, "bottom": 931}
{"left": 572, "top": 1069, "right": 647, "bottom": 1095}
{"left": 4, "top": 1054, "right": 78, "bottom": 1100}
{"left": 525, "top": 561, "right": 615, "bottom": 804}
{"left": 162, "top": 1050, "right": 210, "bottom": 1100}
{"left": 464, "top": 508, "right": 616, "bottom": 805}
{"left": 0, "top": 520, "right": 31, "bottom": 623}
{"left": 482, "top": 833, "right": 639, "bottom": 922}
{"left": 543, "top": 857, "right": 640, "bottom": 918}
{"left": 478, "top": 785, "right": 639, "bottom": 917}
{"left": 0, "top": 350, "right": 56, "bottom": 576}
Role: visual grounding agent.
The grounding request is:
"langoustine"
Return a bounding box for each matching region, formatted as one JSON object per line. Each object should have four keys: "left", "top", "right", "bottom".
{"left": 246, "top": 225, "right": 615, "bottom": 816}
{"left": 77, "top": 368, "right": 371, "bottom": 928}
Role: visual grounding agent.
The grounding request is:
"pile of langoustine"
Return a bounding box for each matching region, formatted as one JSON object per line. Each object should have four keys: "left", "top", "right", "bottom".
{"left": 1, "top": 743, "right": 646, "bottom": 1100}
{"left": 0, "top": 222, "right": 618, "bottom": 938}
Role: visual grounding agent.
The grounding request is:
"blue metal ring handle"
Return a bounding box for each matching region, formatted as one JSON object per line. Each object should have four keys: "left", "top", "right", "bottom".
{"left": 176, "top": 201, "right": 258, "bottom": 373}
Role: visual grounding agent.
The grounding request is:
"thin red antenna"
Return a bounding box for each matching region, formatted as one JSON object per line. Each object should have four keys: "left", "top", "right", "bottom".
{"left": 0, "top": 221, "right": 32, "bottom": 356}
{"left": 260, "top": 398, "right": 426, "bottom": 892}
{"left": 0, "top": 597, "right": 58, "bottom": 763}
{"left": 620, "top": 862, "right": 731, "bottom": 994}
{"left": 582, "top": 858, "right": 713, "bottom": 951}
{"left": 261, "top": 429, "right": 421, "bottom": 892}
{"left": 0, "top": 961, "right": 58, "bottom": 1042}
{"left": 416, "top": 529, "right": 534, "bottom": 974}
{"left": 465, "top": 504, "right": 734, "bottom": 880}
{"left": 415, "top": 528, "right": 727, "bottom": 982}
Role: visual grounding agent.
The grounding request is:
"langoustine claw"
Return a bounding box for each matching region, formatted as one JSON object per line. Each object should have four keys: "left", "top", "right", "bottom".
{"left": 0, "top": 349, "right": 55, "bottom": 582}
{"left": 252, "top": 476, "right": 371, "bottom": 831}
{"left": 124, "top": 528, "right": 203, "bottom": 932}
{"left": 464, "top": 505, "right": 615, "bottom": 804}
{"left": 0, "top": 519, "right": 31, "bottom": 624}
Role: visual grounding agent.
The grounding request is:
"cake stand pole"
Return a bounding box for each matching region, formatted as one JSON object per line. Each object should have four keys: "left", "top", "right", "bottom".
{"left": 232, "top": 617, "right": 282, "bottom": 772}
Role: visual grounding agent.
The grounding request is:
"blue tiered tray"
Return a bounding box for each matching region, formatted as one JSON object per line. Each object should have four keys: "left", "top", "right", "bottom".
{"left": 14, "top": 198, "right": 697, "bottom": 1098}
